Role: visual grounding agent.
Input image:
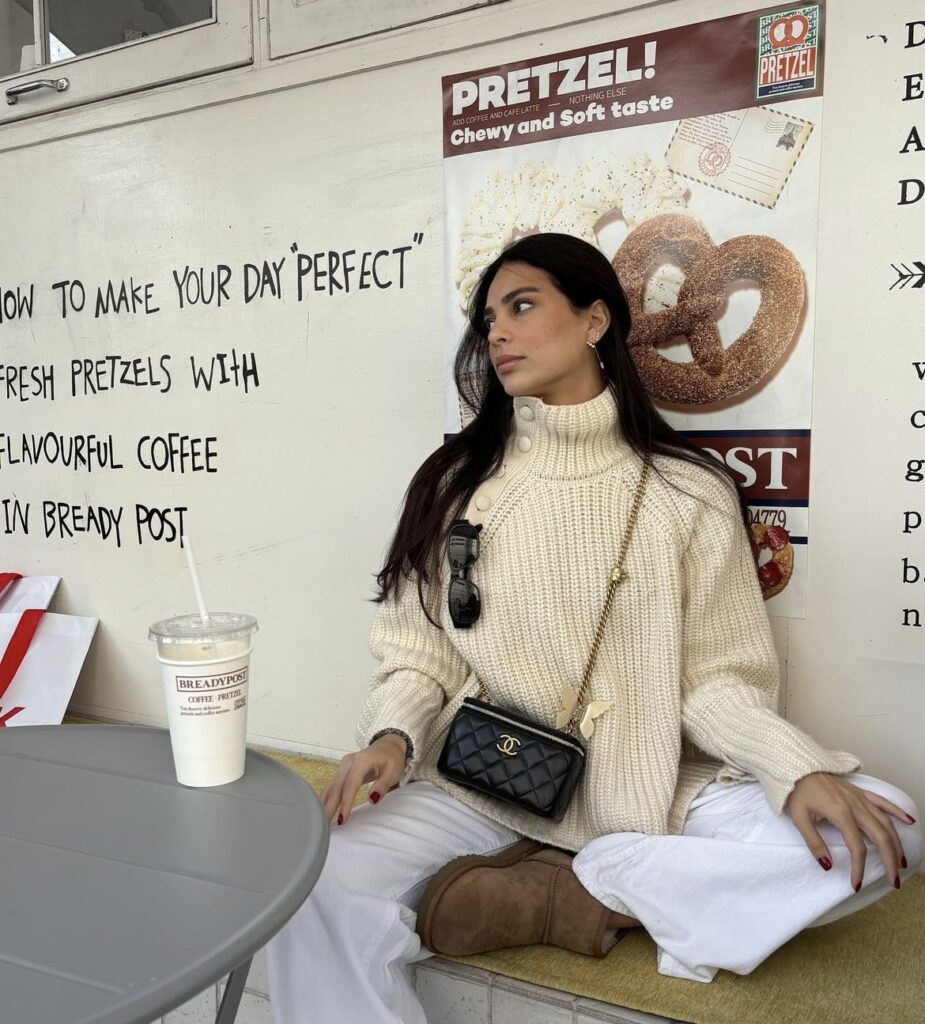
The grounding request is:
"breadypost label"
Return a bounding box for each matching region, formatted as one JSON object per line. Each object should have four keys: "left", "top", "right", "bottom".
{"left": 756, "top": 5, "right": 820, "bottom": 101}
{"left": 174, "top": 665, "right": 249, "bottom": 716}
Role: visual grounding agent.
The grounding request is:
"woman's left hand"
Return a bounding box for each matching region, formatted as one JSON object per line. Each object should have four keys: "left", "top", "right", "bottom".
{"left": 785, "top": 772, "right": 914, "bottom": 893}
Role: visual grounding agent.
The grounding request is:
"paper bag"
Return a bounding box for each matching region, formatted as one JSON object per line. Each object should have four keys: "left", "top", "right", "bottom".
{"left": 0, "top": 573, "right": 61, "bottom": 613}
{"left": 0, "top": 610, "right": 98, "bottom": 726}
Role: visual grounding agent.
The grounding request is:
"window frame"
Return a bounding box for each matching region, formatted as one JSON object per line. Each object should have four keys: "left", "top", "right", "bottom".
{"left": 0, "top": 0, "right": 252, "bottom": 124}
{"left": 266, "top": 0, "right": 507, "bottom": 60}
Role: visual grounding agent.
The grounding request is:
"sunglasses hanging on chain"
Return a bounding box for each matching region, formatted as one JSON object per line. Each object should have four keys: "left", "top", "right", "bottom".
{"left": 447, "top": 519, "right": 482, "bottom": 628}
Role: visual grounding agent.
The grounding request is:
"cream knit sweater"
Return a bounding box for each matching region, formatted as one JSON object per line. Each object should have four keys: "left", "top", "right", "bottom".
{"left": 356, "top": 387, "right": 859, "bottom": 851}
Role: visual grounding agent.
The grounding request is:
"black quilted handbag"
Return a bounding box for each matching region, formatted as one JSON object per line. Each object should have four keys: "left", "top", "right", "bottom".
{"left": 436, "top": 459, "right": 650, "bottom": 821}
{"left": 437, "top": 696, "right": 586, "bottom": 820}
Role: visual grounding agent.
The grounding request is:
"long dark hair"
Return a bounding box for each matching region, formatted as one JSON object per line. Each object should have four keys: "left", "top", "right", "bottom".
{"left": 375, "top": 232, "right": 748, "bottom": 622}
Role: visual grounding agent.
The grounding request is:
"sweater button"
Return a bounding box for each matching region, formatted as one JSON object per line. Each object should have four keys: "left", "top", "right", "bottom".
{"left": 475, "top": 493, "right": 492, "bottom": 511}
{"left": 518, "top": 406, "right": 535, "bottom": 421}
{"left": 517, "top": 436, "right": 532, "bottom": 453}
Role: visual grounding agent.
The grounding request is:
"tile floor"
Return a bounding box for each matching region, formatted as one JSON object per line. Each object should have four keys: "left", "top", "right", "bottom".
{"left": 153, "top": 948, "right": 686, "bottom": 1024}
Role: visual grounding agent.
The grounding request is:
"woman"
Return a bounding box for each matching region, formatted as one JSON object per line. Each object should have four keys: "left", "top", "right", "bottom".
{"left": 267, "top": 234, "right": 921, "bottom": 1020}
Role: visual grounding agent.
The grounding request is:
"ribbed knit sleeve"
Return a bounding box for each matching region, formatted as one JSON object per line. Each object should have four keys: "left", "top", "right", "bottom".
{"left": 678, "top": 475, "right": 860, "bottom": 814}
{"left": 356, "top": 572, "right": 471, "bottom": 768}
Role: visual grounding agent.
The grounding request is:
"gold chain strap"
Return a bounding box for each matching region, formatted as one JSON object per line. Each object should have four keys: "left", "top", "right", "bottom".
{"left": 563, "top": 457, "right": 650, "bottom": 734}
{"left": 475, "top": 457, "right": 650, "bottom": 734}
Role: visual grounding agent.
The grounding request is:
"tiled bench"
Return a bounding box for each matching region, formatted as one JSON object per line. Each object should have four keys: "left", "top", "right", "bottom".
{"left": 156, "top": 947, "right": 681, "bottom": 1024}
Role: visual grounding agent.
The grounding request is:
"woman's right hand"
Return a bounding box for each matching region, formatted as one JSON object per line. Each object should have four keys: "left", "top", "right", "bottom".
{"left": 321, "top": 733, "right": 408, "bottom": 826}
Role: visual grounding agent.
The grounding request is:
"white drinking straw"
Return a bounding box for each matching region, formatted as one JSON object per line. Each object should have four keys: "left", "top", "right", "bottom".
{"left": 182, "top": 535, "right": 210, "bottom": 623}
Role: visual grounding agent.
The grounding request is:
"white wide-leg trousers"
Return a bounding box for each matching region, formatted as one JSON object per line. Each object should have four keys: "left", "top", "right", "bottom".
{"left": 267, "top": 780, "right": 519, "bottom": 1024}
{"left": 266, "top": 773, "right": 922, "bottom": 1023}
{"left": 573, "top": 773, "right": 922, "bottom": 981}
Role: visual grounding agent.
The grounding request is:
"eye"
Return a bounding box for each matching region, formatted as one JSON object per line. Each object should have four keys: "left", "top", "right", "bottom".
{"left": 483, "top": 298, "right": 533, "bottom": 333}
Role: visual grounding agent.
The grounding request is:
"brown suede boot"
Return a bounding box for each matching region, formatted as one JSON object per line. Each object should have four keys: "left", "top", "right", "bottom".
{"left": 415, "top": 839, "right": 623, "bottom": 958}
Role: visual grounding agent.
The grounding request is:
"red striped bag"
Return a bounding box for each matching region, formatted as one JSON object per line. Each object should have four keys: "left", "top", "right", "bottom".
{"left": 0, "top": 610, "right": 97, "bottom": 726}
{"left": 0, "top": 573, "right": 60, "bottom": 613}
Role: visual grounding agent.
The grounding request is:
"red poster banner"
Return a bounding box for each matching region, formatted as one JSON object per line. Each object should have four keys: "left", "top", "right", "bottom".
{"left": 442, "top": 4, "right": 824, "bottom": 158}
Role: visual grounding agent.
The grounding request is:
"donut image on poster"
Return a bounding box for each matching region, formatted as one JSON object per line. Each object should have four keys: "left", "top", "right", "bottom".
{"left": 750, "top": 523, "right": 794, "bottom": 600}
{"left": 454, "top": 155, "right": 689, "bottom": 312}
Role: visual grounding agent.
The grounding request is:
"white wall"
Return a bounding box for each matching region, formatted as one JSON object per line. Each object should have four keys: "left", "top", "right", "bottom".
{"left": 1, "top": 0, "right": 921, "bottom": 816}
{"left": 786, "top": 6, "right": 925, "bottom": 804}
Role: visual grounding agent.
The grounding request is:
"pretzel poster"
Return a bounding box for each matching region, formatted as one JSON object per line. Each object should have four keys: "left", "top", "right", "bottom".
{"left": 441, "top": 3, "right": 824, "bottom": 617}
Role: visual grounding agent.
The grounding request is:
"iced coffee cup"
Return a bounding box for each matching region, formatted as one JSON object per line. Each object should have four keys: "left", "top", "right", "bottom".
{"left": 149, "top": 612, "right": 258, "bottom": 787}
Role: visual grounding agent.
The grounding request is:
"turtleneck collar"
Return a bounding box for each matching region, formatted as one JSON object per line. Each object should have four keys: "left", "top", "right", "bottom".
{"left": 509, "top": 386, "right": 633, "bottom": 479}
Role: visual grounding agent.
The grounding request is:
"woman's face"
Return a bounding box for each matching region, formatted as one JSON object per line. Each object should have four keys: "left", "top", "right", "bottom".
{"left": 483, "top": 261, "right": 609, "bottom": 406}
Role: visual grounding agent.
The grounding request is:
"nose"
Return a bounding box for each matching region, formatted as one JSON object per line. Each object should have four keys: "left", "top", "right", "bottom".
{"left": 487, "top": 317, "right": 508, "bottom": 347}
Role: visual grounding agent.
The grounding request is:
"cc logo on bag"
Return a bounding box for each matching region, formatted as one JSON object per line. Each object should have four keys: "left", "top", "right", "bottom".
{"left": 496, "top": 734, "right": 521, "bottom": 756}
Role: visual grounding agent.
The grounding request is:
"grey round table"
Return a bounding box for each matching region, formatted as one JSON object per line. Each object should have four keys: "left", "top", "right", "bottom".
{"left": 0, "top": 725, "right": 329, "bottom": 1024}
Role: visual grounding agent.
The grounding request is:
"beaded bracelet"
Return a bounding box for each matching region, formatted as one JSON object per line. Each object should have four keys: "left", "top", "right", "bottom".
{"left": 369, "top": 728, "right": 414, "bottom": 763}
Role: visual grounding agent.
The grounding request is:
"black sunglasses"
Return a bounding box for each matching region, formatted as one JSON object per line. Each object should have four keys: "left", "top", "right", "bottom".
{"left": 447, "top": 519, "right": 482, "bottom": 628}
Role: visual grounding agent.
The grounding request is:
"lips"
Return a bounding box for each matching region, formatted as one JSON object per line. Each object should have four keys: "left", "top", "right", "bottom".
{"left": 495, "top": 356, "right": 524, "bottom": 372}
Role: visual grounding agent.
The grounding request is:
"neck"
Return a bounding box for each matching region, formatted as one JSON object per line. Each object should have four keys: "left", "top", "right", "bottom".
{"left": 530, "top": 369, "right": 607, "bottom": 406}
{"left": 509, "top": 387, "right": 633, "bottom": 480}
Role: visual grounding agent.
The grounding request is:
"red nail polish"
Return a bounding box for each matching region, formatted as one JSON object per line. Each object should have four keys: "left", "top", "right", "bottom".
{"left": 893, "top": 876, "right": 901, "bottom": 890}
{"left": 369, "top": 791, "right": 381, "bottom": 804}
{"left": 853, "top": 881, "right": 862, "bottom": 893}
{"left": 901, "top": 856, "right": 908, "bottom": 870}
{"left": 907, "top": 815, "right": 917, "bottom": 825}
{"left": 817, "top": 857, "right": 832, "bottom": 871}
{"left": 337, "top": 813, "right": 344, "bottom": 826}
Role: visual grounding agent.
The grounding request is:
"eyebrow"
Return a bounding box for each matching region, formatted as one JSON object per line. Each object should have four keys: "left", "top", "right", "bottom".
{"left": 483, "top": 286, "right": 541, "bottom": 317}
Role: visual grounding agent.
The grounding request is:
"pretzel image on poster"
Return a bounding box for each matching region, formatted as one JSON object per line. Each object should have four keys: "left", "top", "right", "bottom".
{"left": 613, "top": 212, "right": 805, "bottom": 405}
{"left": 749, "top": 523, "right": 793, "bottom": 600}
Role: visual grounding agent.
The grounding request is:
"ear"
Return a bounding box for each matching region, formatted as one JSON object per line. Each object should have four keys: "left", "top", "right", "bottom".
{"left": 587, "top": 299, "right": 611, "bottom": 339}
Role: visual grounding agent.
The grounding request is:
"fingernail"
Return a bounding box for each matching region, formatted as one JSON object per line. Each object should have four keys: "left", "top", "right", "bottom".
{"left": 907, "top": 815, "right": 917, "bottom": 824}
{"left": 901, "top": 855, "right": 908, "bottom": 870}
{"left": 893, "top": 876, "right": 901, "bottom": 890}
{"left": 337, "top": 813, "right": 344, "bottom": 826}
{"left": 817, "top": 857, "right": 832, "bottom": 871}
{"left": 853, "top": 881, "right": 862, "bottom": 893}
{"left": 369, "top": 791, "right": 381, "bottom": 804}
